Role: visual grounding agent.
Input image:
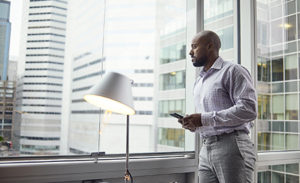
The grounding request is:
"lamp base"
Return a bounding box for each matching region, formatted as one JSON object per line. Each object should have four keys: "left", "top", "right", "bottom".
{"left": 124, "top": 169, "right": 132, "bottom": 183}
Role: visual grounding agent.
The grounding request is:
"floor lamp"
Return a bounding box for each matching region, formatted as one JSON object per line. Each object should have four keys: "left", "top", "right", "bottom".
{"left": 84, "top": 72, "right": 135, "bottom": 183}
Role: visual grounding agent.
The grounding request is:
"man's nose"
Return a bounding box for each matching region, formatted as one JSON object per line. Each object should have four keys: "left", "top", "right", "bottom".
{"left": 189, "top": 50, "right": 193, "bottom": 56}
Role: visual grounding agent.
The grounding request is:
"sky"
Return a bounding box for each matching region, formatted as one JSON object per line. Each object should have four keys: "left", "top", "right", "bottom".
{"left": 8, "top": 0, "right": 23, "bottom": 60}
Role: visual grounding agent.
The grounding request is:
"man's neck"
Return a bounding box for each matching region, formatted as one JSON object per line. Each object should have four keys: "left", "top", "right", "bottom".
{"left": 203, "top": 55, "right": 219, "bottom": 71}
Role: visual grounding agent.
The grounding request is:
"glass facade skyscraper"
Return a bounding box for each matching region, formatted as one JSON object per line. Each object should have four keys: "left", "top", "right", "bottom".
{"left": 256, "top": 0, "right": 300, "bottom": 182}
{"left": 0, "top": 0, "right": 10, "bottom": 81}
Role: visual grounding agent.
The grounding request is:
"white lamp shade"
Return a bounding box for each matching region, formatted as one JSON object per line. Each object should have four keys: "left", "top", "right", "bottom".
{"left": 84, "top": 72, "right": 135, "bottom": 115}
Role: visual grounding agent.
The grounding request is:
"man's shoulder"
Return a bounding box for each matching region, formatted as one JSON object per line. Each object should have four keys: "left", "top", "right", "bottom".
{"left": 221, "top": 60, "right": 252, "bottom": 79}
{"left": 221, "top": 60, "right": 238, "bottom": 71}
{"left": 222, "top": 60, "right": 249, "bottom": 72}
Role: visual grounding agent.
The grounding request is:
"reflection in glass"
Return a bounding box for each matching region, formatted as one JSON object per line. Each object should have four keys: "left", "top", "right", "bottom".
{"left": 286, "top": 134, "right": 299, "bottom": 150}
{"left": 159, "top": 71, "right": 186, "bottom": 90}
{"left": 271, "top": 44, "right": 283, "bottom": 56}
{"left": 285, "top": 0, "right": 296, "bottom": 15}
{"left": 158, "top": 99, "right": 185, "bottom": 117}
{"left": 258, "top": 132, "right": 271, "bottom": 151}
{"left": 285, "top": 121, "right": 298, "bottom": 133}
{"left": 272, "top": 95, "right": 284, "bottom": 120}
{"left": 257, "top": 0, "right": 300, "bottom": 157}
{"left": 285, "top": 94, "right": 298, "bottom": 120}
{"left": 258, "top": 163, "right": 300, "bottom": 183}
{"left": 284, "top": 41, "right": 297, "bottom": 54}
{"left": 272, "top": 57, "right": 284, "bottom": 81}
{"left": 272, "top": 83, "right": 284, "bottom": 93}
{"left": 285, "top": 54, "right": 297, "bottom": 80}
{"left": 272, "top": 133, "right": 284, "bottom": 150}
{"left": 271, "top": 19, "right": 283, "bottom": 45}
{"left": 257, "top": 57, "right": 271, "bottom": 82}
{"left": 160, "top": 42, "right": 186, "bottom": 64}
{"left": 272, "top": 121, "right": 284, "bottom": 132}
{"left": 284, "top": 15, "right": 296, "bottom": 41}
{"left": 285, "top": 81, "right": 297, "bottom": 92}
{"left": 158, "top": 128, "right": 185, "bottom": 150}
{"left": 204, "top": 0, "right": 234, "bottom": 60}
{"left": 271, "top": 5, "right": 282, "bottom": 19}
{"left": 258, "top": 95, "right": 271, "bottom": 119}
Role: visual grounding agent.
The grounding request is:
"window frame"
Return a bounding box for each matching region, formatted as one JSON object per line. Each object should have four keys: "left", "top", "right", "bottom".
{"left": 4, "top": 1, "right": 300, "bottom": 183}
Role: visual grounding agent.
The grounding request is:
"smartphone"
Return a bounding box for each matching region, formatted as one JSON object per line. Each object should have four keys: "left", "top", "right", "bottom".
{"left": 169, "top": 113, "right": 184, "bottom": 119}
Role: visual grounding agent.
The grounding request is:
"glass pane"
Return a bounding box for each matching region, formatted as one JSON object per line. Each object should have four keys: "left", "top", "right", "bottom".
{"left": 286, "top": 163, "right": 299, "bottom": 174}
{"left": 285, "top": 94, "right": 298, "bottom": 120}
{"left": 257, "top": 0, "right": 300, "bottom": 152}
{"left": 285, "top": 1, "right": 296, "bottom": 15}
{"left": 4, "top": 0, "right": 196, "bottom": 157}
{"left": 272, "top": 121, "right": 284, "bottom": 132}
{"left": 284, "top": 41, "right": 297, "bottom": 54}
{"left": 286, "top": 121, "right": 298, "bottom": 133}
{"left": 285, "top": 81, "right": 297, "bottom": 92}
{"left": 272, "top": 95, "right": 284, "bottom": 120}
{"left": 272, "top": 57, "right": 284, "bottom": 81}
{"left": 284, "top": 15, "right": 296, "bottom": 42}
{"left": 272, "top": 133, "right": 285, "bottom": 150}
{"left": 258, "top": 163, "right": 300, "bottom": 183}
{"left": 258, "top": 57, "right": 271, "bottom": 82}
{"left": 258, "top": 95, "right": 271, "bottom": 119}
{"left": 286, "top": 134, "right": 299, "bottom": 150}
{"left": 271, "top": 5, "right": 283, "bottom": 19}
{"left": 204, "top": 0, "right": 234, "bottom": 60}
{"left": 271, "top": 19, "right": 283, "bottom": 45}
{"left": 285, "top": 54, "right": 297, "bottom": 80}
{"left": 272, "top": 83, "right": 284, "bottom": 93}
{"left": 258, "top": 131, "right": 271, "bottom": 151}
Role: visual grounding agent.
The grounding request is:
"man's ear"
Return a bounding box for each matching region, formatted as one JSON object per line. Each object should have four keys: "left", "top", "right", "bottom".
{"left": 207, "top": 43, "right": 213, "bottom": 50}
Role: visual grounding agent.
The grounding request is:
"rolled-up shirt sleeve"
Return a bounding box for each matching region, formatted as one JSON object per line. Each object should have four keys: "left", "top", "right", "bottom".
{"left": 201, "top": 65, "right": 257, "bottom": 127}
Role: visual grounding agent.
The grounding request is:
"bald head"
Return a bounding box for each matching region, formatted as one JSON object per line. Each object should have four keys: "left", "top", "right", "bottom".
{"left": 194, "top": 30, "right": 221, "bottom": 51}
{"left": 189, "top": 30, "right": 221, "bottom": 69}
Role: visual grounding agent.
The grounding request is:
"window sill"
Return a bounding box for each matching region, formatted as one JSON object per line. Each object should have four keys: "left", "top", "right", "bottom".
{"left": 0, "top": 152, "right": 198, "bottom": 183}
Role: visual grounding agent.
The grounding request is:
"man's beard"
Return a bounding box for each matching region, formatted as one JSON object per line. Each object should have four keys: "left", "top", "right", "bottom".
{"left": 192, "top": 56, "right": 208, "bottom": 67}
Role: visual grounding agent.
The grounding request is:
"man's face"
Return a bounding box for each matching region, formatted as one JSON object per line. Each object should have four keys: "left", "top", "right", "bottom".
{"left": 189, "top": 36, "right": 208, "bottom": 67}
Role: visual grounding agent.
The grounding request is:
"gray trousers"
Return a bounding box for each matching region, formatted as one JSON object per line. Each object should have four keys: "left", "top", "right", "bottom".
{"left": 198, "top": 130, "right": 256, "bottom": 183}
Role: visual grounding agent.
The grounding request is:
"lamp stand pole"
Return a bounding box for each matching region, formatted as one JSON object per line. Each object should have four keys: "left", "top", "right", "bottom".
{"left": 124, "top": 115, "right": 131, "bottom": 183}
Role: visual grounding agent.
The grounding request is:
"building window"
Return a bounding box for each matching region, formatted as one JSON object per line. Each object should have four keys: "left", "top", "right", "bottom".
{"left": 159, "top": 71, "right": 186, "bottom": 90}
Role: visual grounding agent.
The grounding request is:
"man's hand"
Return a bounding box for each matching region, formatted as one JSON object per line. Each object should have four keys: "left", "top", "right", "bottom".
{"left": 178, "top": 113, "right": 202, "bottom": 132}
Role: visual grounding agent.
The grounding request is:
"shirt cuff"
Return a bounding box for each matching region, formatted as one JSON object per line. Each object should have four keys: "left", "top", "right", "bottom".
{"left": 201, "top": 112, "right": 215, "bottom": 126}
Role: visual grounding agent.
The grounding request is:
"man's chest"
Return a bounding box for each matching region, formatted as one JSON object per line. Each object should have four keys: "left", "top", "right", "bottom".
{"left": 193, "top": 73, "right": 229, "bottom": 106}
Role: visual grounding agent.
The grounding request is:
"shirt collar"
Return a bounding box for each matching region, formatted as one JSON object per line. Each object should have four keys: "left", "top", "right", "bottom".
{"left": 199, "top": 57, "right": 224, "bottom": 77}
{"left": 210, "top": 56, "right": 223, "bottom": 70}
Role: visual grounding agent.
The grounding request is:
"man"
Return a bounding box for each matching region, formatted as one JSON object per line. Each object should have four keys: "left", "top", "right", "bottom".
{"left": 179, "top": 30, "right": 257, "bottom": 183}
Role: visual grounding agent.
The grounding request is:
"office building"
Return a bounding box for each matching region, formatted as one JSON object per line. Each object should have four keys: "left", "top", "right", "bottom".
{"left": 0, "top": 80, "right": 15, "bottom": 142}
{"left": 0, "top": 0, "right": 11, "bottom": 80}
{"left": 17, "top": 0, "right": 67, "bottom": 155}
{"left": 155, "top": 0, "right": 187, "bottom": 152}
{"left": 256, "top": 0, "right": 300, "bottom": 181}
{"left": 65, "top": 0, "right": 155, "bottom": 154}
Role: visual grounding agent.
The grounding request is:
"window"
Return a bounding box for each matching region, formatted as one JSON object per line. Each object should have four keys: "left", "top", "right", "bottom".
{"left": 257, "top": 0, "right": 300, "bottom": 153}
{"left": 258, "top": 163, "right": 300, "bottom": 183}
{"left": 3, "top": 0, "right": 195, "bottom": 157}
{"left": 204, "top": 0, "right": 235, "bottom": 60}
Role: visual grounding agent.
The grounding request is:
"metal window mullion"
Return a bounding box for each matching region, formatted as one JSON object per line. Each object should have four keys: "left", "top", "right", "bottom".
{"left": 236, "top": 0, "right": 241, "bottom": 64}
{"left": 246, "top": 0, "right": 259, "bottom": 182}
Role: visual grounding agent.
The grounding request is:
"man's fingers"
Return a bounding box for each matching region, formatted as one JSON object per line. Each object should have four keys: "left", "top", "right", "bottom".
{"left": 178, "top": 119, "right": 183, "bottom": 124}
{"left": 190, "top": 128, "right": 196, "bottom": 132}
